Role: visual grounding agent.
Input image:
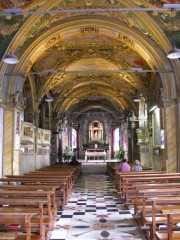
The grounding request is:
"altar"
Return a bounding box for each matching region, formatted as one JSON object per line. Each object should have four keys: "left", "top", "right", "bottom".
{"left": 85, "top": 149, "right": 107, "bottom": 162}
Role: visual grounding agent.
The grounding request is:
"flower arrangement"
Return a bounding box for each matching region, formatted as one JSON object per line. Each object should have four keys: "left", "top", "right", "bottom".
{"left": 62, "top": 146, "right": 73, "bottom": 161}
{"left": 115, "top": 147, "right": 125, "bottom": 160}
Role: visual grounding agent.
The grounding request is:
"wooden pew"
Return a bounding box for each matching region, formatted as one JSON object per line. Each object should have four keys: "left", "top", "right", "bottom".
{"left": 121, "top": 174, "right": 176, "bottom": 202}
{"left": 115, "top": 171, "right": 165, "bottom": 193}
{"left": 0, "top": 198, "right": 48, "bottom": 239}
{"left": 0, "top": 208, "right": 40, "bottom": 240}
{"left": 106, "top": 163, "right": 119, "bottom": 179}
{"left": 133, "top": 183, "right": 180, "bottom": 215}
{"left": 115, "top": 170, "right": 164, "bottom": 189}
{"left": 0, "top": 189, "right": 55, "bottom": 226}
{"left": 120, "top": 174, "right": 180, "bottom": 201}
{"left": 107, "top": 163, "right": 152, "bottom": 180}
{"left": 155, "top": 209, "right": 180, "bottom": 240}
{"left": 5, "top": 174, "right": 71, "bottom": 189}
{"left": 0, "top": 184, "right": 60, "bottom": 216}
{"left": 0, "top": 232, "right": 18, "bottom": 240}
{"left": 0, "top": 176, "right": 68, "bottom": 205}
{"left": 142, "top": 196, "right": 180, "bottom": 240}
{"left": 117, "top": 175, "right": 180, "bottom": 239}
{"left": 38, "top": 165, "right": 80, "bottom": 181}
{"left": 22, "top": 171, "right": 74, "bottom": 193}
{"left": 135, "top": 188, "right": 180, "bottom": 223}
{"left": 0, "top": 164, "right": 80, "bottom": 239}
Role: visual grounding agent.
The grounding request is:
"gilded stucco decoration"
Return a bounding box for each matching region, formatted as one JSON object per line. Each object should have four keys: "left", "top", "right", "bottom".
{"left": 0, "top": 1, "right": 43, "bottom": 10}
{"left": 0, "top": 0, "right": 179, "bottom": 128}
{"left": 0, "top": 0, "right": 179, "bottom": 58}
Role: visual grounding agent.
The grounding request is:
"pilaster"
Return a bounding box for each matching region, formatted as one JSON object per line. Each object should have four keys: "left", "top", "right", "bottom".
{"left": 175, "top": 97, "right": 180, "bottom": 172}
{"left": 0, "top": 107, "right": 3, "bottom": 177}
{"left": 3, "top": 105, "right": 15, "bottom": 176}
{"left": 163, "top": 100, "right": 177, "bottom": 173}
{"left": 0, "top": 101, "right": 22, "bottom": 176}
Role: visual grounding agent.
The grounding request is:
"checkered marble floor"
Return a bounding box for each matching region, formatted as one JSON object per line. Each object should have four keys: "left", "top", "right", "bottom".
{"left": 47, "top": 173, "right": 147, "bottom": 240}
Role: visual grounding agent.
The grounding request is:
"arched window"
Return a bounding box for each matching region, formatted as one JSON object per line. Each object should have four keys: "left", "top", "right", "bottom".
{"left": 72, "top": 128, "right": 77, "bottom": 149}
{"left": 114, "top": 128, "right": 120, "bottom": 152}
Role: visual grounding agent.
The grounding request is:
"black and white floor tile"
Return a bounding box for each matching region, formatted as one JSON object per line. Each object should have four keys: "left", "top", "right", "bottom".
{"left": 47, "top": 173, "right": 147, "bottom": 240}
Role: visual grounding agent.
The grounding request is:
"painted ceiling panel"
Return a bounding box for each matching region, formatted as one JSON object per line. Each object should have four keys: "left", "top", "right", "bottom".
{"left": 0, "top": 0, "right": 178, "bottom": 123}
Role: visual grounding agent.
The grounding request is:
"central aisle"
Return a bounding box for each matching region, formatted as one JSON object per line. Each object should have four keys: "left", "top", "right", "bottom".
{"left": 48, "top": 170, "right": 147, "bottom": 240}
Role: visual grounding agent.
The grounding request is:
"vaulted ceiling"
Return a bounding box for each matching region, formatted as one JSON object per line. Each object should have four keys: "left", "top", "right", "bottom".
{"left": 0, "top": 0, "right": 179, "bottom": 123}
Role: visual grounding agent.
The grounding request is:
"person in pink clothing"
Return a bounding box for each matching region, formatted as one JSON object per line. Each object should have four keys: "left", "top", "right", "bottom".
{"left": 117, "top": 158, "right": 131, "bottom": 171}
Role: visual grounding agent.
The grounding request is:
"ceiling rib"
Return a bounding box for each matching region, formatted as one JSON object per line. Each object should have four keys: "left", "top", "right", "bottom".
{"left": 56, "top": 95, "right": 138, "bottom": 99}
{"left": 2, "top": 4, "right": 180, "bottom": 16}
{"left": 5, "top": 69, "right": 172, "bottom": 76}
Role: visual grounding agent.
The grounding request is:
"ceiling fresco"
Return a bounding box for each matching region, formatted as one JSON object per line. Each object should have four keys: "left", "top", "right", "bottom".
{"left": 0, "top": 0, "right": 179, "bottom": 124}
{"left": 0, "top": 0, "right": 43, "bottom": 11}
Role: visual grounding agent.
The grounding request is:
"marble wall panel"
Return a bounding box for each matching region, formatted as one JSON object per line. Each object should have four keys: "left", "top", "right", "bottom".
{"left": 19, "top": 154, "right": 36, "bottom": 174}
{"left": 36, "top": 155, "right": 50, "bottom": 169}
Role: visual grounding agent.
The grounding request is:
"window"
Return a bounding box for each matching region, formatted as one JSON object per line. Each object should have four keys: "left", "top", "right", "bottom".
{"left": 114, "top": 128, "right": 120, "bottom": 152}
{"left": 72, "top": 128, "right": 77, "bottom": 149}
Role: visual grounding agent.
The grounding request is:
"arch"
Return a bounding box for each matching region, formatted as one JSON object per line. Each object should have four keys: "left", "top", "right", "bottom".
{"left": 1, "top": 14, "right": 177, "bottom": 108}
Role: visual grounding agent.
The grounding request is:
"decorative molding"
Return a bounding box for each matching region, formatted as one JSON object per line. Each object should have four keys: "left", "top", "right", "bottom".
{"left": 21, "top": 122, "right": 35, "bottom": 144}
{"left": 136, "top": 127, "right": 149, "bottom": 144}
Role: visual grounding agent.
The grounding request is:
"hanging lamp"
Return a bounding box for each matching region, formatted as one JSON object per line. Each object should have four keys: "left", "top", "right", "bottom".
{"left": 45, "top": 96, "right": 54, "bottom": 102}
{"left": 3, "top": 54, "right": 19, "bottom": 64}
{"left": 165, "top": 6, "right": 180, "bottom": 59}
{"left": 167, "top": 46, "right": 180, "bottom": 59}
{"left": 133, "top": 96, "right": 142, "bottom": 102}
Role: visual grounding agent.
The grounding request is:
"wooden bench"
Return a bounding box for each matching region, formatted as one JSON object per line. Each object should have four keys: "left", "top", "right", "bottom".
{"left": 135, "top": 188, "right": 180, "bottom": 223}
{"left": 121, "top": 174, "right": 176, "bottom": 202}
{"left": 133, "top": 183, "right": 180, "bottom": 215}
{"left": 0, "top": 232, "right": 18, "bottom": 240}
{"left": 38, "top": 165, "right": 80, "bottom": 181}
{"left": 0, "top": 198, "right": 48, "bottom": 240}
{"left": 115, "top": 171, "right": 165, "bottom": 189}
{"left": 115, "top": 171, "right": 165, "bottom": 193}
{"left": 0, "top": 184, "right": 61, "bottom": 215}
{"left": 22, "top": 174, "right": 72, "bottom": 201}
{"left": 0, "top": 232, "right": 41, "bottom": 240}
{"left": 0, "top": 176, "right": 69, "bottom": 205}
{"left": 0, "top": 189, "right": 55, "bottom": 226}
{"left": 120, "top": 174, "right": 180, "bottom": 201}
{"left": 107, "top": 163, "right": 153, "bottom": 179}
{"left": 5, "top": 174, "right": 71, "bottom": 190}
{"left": 22, "top": 171, "right": 74, "bottom": 193}
{"left": 143, "top": 196, "right": 180, "bottom": 240}
{"left": 0, "top": 209, "right": 40, "bottom": 240}
{"left": 155, "top": 232, "right": 180, "bottom": 240}
{"left": 116, "top": 177, "right": 180, "bottom": 239}
{"left": 155, "top": 209, "right": 180, "bottom": 240}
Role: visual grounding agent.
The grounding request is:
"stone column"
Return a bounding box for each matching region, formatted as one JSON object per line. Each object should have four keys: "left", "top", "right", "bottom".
{"left": 163, "top": 100, "right": 178, "bottom": 173}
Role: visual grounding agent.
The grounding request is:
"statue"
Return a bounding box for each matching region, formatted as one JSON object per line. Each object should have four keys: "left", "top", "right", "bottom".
{"left": 13, "top": 91, "right": 25, "bottom": 109}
